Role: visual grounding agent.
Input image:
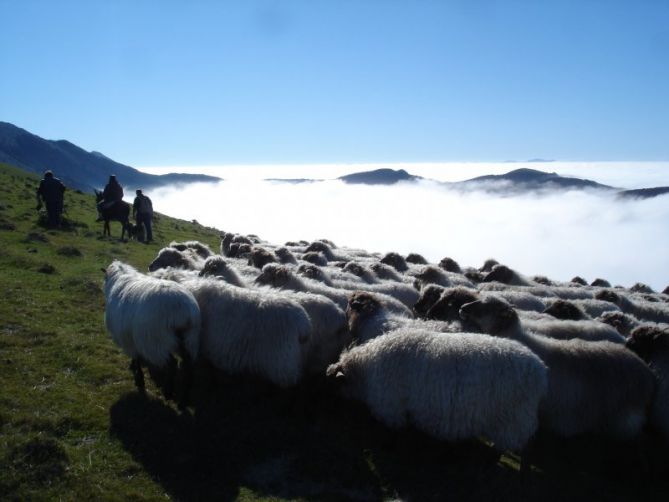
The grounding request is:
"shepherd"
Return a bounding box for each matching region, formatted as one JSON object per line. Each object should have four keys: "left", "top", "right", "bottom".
{"left": 133, "top": 189, "right": 154, "bottom": 243}
{"left": 36, "top": 170, "right": 66, "bottom": 228}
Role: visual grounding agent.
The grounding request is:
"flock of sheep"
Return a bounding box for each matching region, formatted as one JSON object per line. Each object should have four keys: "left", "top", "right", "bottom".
{"left": 102, "top": 232, "right": 669, "bottom": 462}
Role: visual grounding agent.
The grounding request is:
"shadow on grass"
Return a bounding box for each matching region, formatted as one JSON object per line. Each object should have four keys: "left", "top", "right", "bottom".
{"left": 110, "top": 377, "right": 669, "bottom": 502}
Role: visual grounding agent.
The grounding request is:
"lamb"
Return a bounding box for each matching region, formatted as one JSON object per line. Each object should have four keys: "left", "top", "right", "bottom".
{"left": 103, "top": 260, "right": 201, "bottom": 406}
{"left": 626, "top": 326, "right": 669, "bottom": 439}
{"left": 198, "top": 255, "right": 246, "bottom": 287}
{"left": 148, "top": 247, "right": 205, "bottom": 272}
{"left": 180, "top": 276, "right": 311, "bottom": 387}
{"left": 347, "top": 291, "right": 460, "bottom": 344}
{"left": 596, "top": 289, "right": 669, "bottom": 324}
{"left": 255, "top": 263, "right": 412, "bottom": 316}
{"left": 459, "top": 296, "right": 654, "bottom": 438}
{"left": 326, "top": 327, "right": 548, "bottom": 451}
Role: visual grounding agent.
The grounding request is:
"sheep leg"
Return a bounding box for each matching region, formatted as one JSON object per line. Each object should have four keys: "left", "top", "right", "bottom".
{"left": 162, "top": 354, "right": 178, "bottom": 401}
{"left": 520, "top": 435, "right": 537, "bottom": 476}
{"left": 177, "top": 350, "right": 193, "bottom": 411}
{"left": 130, "top": 358, "right": 145, "bottom": 392}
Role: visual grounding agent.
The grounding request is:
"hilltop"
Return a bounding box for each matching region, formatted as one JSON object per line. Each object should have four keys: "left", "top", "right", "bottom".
{"left": 0, "top": 122, "right": 221, "bottom": 193}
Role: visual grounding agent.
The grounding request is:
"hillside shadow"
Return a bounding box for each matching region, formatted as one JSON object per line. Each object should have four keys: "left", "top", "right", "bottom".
{"left": 109, "top": 378, "right": 383, "bottom": 501}
{"left": 110, "top": 378, "right": 669, "bottom": 502}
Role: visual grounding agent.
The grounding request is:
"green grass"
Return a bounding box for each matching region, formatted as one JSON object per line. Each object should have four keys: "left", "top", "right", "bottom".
{"left": 0, "top": 162, "right": 668, "bottom": 501}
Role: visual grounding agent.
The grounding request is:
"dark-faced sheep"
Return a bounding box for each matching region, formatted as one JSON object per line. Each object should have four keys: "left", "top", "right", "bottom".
{"left": 297, "top": 264, "right": 334, "bottom": 286}
{"left": 480, "top": 258, "right": 499, "bottom": 273}
{"left": 596, "top": 289, "right": 669, "bottom": 324}
{"left": 543, "top": 299, "right": 588, "bottom": 321}
{"left": 304, "top": 241, "right": 336, "bottom": 261}
{"left": 301, "top": 251, "right": 328, "bottom": 266}
{"left": 591, "top": 278, "right": 611, "bottom": 288}
{"left": 482, "top": 264, "right": 532, "bottom": 286}
{"left": 275, "top": 247, "right": 298, "bottom": 265}
{"left": 570, "top": 276, "right": 588, "bottom": 286}
{"left": 460, "top": 296, "right": 654, "bottom": 439}
{"left": 343, "top": 262, "right": 378, "bottom": 284}
{"left": 597, "top": 311, "right": 641, "bottom": 338}
{"left": 412, "top": 284, "right": 446, "bottom": 318}
{"left": 630, "top": 282, "right": 655, "bottom": 294}
{"left": 169, "top": 240, "right": 213, "bottom": 259}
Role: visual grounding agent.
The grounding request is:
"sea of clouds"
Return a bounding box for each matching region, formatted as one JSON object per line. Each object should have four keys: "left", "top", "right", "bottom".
{"left": 137, "top": 162, "right": 669, "bottom": 291}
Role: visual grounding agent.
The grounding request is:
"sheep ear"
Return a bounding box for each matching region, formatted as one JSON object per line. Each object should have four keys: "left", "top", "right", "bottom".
{"left": 335, "top": 371, "right": 346, "bottom": 380}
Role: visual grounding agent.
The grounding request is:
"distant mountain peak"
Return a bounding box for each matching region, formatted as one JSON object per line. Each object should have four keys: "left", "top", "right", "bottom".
{"left": 338, "top": 168, "right": 421, "bottom": 185}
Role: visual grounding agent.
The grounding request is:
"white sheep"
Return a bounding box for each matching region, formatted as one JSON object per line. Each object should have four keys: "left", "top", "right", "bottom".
{"left": 460, "top": 296, "right": 654, "bottom": 438}
{"left": 103, "top": 260, "right": 201, "bottom": 405}
{"left": 169, "top": 240, "right": 214, "bottom": 259}
{"left": 326, "top": 327, "right": 548, "bottom": 451}
{"left": 180, "top": 276, "right": 311, "bottom": 387}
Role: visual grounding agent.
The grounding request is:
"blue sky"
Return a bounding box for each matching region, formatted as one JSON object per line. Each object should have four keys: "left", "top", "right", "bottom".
{"left": 1, "top": 0, "right": 668, "bottom": 166}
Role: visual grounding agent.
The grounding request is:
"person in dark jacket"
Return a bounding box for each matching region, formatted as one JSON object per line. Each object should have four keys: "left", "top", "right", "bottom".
{"left": 36, "top": 170, "right": 66, "bottom": 228}
{"left": 132, "top": 189, "right": 153, "bottom": 243}
{"left": 99, "top": 175, "right": 124, "bottom": 211}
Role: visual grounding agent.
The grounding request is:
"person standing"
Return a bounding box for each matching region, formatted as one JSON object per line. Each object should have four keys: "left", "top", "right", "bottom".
{"left": 132, "top": 189, "right": 153, "bottom": 243}
{"left": 36, "top": 170, "right": 66, "bottom": 228}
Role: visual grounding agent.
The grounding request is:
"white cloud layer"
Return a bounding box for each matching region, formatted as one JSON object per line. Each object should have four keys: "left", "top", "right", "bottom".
{"left": 140, "top": 163, "right": 669, "bottom": 291}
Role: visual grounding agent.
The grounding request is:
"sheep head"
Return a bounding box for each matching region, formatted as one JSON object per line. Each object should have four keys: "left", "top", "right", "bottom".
{"left": 460, "top": 297, "right": 519, "bottom": 336}
{"left": 595, "top": 289, "right": 621, "bottom": 305}
{"left": 630, "top": 282, "right": 654, "bottom": 294}
{"left": 297, "top": 264, "right": 329, "bottom": 284}
{"left": 199, "top": 256, "right": 228, "bottom": 277}
{"left": 380, "top": 252, "right": 408, "bottom": 272}
{"left": 275, "top": 247, "right": 297, "bottom": 265}
{"left": 479, "top": 258, "right": 499, "bottom": 273}
{"left": 482, "top": 264, "right": 515, "bottom": 284}
{"left": 254, "top": 263, "right": 292, "bottom": 287}
{"left": 570, "top": 276, "right": 588, "bottom": 286}
{"left": 438, "top": 257, "right": 461, "bottom": 273}
{"left": 148, "top": 248, "right": 190, "bottom": 272}
{"left": 591, "top": 278, "right": 611, "bottom": 288}
{"left": 413, "top": 284, "right": 446, "bottom": 318}
{"left": 305, "top": 241, "right": 334, "bottom": 261}
{"left": 427, "top": 287, "right": 478, "bottom": 322}
{"left": 406, "top": 253, "right": 428, "bottom": 265}
{"left": 543, "top": 300, "right": 586, "bottom": 321}
{"left": 626, "top": 326, "right": 669, "bottom": 362}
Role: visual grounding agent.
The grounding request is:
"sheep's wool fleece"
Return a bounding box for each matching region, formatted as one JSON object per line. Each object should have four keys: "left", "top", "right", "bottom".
{"left": 333, "top": 329, "right": 547, "bottom": 451}
{"left": 104, "top": 261, "right": 201, "bottom": 367}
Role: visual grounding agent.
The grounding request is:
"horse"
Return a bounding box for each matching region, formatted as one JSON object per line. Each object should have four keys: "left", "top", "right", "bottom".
{"left": 94, "top": 189, "right": 132, "bottom": 240}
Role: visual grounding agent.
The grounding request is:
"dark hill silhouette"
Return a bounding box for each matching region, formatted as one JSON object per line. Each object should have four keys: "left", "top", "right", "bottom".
{"left": 454, "top": 168, "right": 615, "bottom": 193}
{"left": 0, "top": 121, "right": 220, "bottom": 192}
{"left": 338, "top": 168, "right": 421, "bottom": 185}
{"left": 617, "top": 187, "right": 669, "bottom": 200}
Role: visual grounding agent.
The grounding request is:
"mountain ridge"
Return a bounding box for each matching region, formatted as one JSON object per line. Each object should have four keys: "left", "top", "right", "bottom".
{"left": 0, "top": 121, "right": 221, "bottom": 193}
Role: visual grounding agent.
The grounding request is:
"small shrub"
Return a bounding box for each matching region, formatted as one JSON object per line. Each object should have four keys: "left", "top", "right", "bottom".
{"left": 23, "top": 232, "right": 49, "bottom": 243}
{"left": 0, "top": 220, "right": 16, "bottom": 231}
{"left": 57, "top": 246, "right": 82, "bottom": 257}
{"left": 7, "top": 437, "right": 69, "bottom": 486}
{"left": 38, "top": 263, "right": 56, "bottom": 274}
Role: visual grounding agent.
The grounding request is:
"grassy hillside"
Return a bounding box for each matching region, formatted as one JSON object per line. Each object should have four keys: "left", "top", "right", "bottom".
{"left": 1, "top": 162, "right": 668, "bottom": 501}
